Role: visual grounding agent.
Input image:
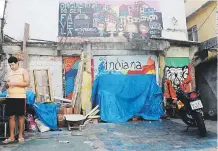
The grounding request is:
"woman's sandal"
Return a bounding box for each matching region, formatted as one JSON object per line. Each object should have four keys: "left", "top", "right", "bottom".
{"left": 2, "top": 138, "right": 16, "bottom": 144}
{"left": 18, "top": 137, "right": 24, "bottom": 143}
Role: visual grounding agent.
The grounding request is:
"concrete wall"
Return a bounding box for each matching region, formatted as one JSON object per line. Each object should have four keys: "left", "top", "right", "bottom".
{"left": 1, "top": 43, "right": 198, "bottom": 97}
{"left": 166, "top": 45, "right": 198, "bottom": 60}
{"left": 185, "top": 0, "right": 209, "bottom": 17}
{"left": 29, "top": 55, "right": 63, "bottom": 98}
{"left": 186, "top": 1, "right": 217, "bottom": 42}
{"left": 4, "top": 0, "right": 187, "bottom": 41}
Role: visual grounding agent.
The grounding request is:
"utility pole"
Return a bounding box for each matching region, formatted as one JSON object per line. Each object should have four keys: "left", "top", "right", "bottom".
{"left": 0, "top": 0, "right": 8, "bottom": 54}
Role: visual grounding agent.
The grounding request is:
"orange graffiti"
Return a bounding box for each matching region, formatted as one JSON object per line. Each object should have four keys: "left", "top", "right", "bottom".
{"left": 63, "top": 57, "right": 80, "bottom": 73}
{"left": 127, "top": 57, "right": 155, "bottom": 74}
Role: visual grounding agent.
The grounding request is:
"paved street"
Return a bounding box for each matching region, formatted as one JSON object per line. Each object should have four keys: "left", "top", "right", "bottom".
{"left": 0, "top": 120, "right": 217, "bottom": 151}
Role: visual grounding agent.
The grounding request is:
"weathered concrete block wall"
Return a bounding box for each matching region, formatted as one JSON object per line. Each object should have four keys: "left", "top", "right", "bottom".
{"left": 1, "top": 43, "right": 198, "bottom": 97}
{"left": 28, "top": 56, "right": 63, "bottom": 97}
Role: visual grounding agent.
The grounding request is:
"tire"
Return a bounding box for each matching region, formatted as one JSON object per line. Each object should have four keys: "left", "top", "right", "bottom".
{"left": 195, "top": 112, "right": 207, "bottom": 137}
{"left": 178, "top": 109, "right": 196, "bottom": 127}
{"left": 180, "top": 113, "right": 196, "bottom": 127}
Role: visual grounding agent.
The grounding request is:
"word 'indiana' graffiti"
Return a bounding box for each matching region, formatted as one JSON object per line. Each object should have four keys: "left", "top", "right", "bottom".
{"left": 100, "top": 58, "right": 142, "bottom": 71}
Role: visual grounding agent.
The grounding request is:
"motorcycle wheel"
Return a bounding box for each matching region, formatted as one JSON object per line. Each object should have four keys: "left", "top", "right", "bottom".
{"left": 178, "top": 109, "right": 196, "bottom": 127}
{"left": 195, "top": 112, "right": 207, "bottom": 137}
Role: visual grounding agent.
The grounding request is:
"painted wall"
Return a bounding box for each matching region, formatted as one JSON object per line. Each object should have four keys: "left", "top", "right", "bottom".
{"left": 164, "top": 58, "right": 193, "bottom": 100}
{"left": 29, "top": 55, "right": 63, "bottom": 97}
{"left": 93, "top": 55, "right": 159, "bottom": 82}
{"left": 63, "top": 56, "right": 80, "bottom": 99}
{"left": 4, "top": 0, "right": 187, "bottom": 41}
{"left": 186, "top": 1, "right": 217, "bottom": 42}
{"left": 185, "top": 0, "right": 209, "bottom": 17}
{"left": 59, "top": 1, "right": 163, "bottom": 39}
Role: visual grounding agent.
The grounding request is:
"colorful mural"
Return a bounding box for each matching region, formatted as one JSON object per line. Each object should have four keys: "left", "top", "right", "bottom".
{"left": 58, "top": 0, "right": 163, "bottom": 40}
{"left": 63, "top": 57, "right": 80, "bottom": 99}
{"left": 164, "top": 65, "right": 192, "bottom": 91}
{"left": 164, "top": 58, "right": 193, "bottom": 100}
{"left": 93, "top": 55, "right": 158, "bottom": 81}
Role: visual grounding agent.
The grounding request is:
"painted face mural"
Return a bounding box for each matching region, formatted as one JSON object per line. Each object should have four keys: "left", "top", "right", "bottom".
{"left": 165, "top": 66, "right": 189, "bottom": 90}
{"left": 139, "top": 22, "right": 149, "bottom": 37}
{"left": 58, "top": 1, "right": 163, "bottom": 41}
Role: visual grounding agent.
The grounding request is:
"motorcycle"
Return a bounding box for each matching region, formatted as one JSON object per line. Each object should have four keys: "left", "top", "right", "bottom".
{"left": 175, "top": 87, "right": 207, "bottom": 137}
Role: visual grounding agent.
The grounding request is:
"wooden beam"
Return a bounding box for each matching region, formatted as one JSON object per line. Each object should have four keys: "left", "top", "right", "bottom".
{"left": 23, "top": 23, "right": 30, "bottom": 69}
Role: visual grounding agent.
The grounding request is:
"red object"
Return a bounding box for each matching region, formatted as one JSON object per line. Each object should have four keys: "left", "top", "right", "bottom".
{"left": 165, "top": 79, "right": 177, "bottom": 99}
{"left": 180, "top": 64, "right": 192, "bottom": 92}
{"left": 91, "top": 58, "right": 94, "bottom": 83}
{"left": 190, "top": 92, "right": 197, "bottom": 99}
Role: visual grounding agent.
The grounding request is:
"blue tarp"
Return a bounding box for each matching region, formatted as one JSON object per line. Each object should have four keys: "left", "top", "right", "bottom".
{"left": 0, "top": 90, "right": 58, "bottom": 130}
{"left": 0, "top": 90, "right": 36, "bottom": 105}
{"left": 92, "top": 74, "right": 164, "bottom": 123}
{"left": 33, "top": 102, "right": 59, "bottom": 130}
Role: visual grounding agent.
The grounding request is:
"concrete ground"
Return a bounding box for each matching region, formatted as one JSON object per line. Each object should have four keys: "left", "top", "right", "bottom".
{"left": 0, "top": 120, "right": 217, "bottom": 151}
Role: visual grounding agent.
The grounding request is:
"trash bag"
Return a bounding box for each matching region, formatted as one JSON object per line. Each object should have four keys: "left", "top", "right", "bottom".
{"left": 26, "top": 114, "right": 38, "bottom": 132}
{"left": 35, "top": 118, "right": 50, "bottom": 133}
{"left": 33, "top": 102, "right": 58, "bottom": 130}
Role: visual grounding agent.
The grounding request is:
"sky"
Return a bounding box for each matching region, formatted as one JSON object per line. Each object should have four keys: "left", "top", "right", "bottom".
{"left": 0, "top": 0, "right": 5, "bottom": 18}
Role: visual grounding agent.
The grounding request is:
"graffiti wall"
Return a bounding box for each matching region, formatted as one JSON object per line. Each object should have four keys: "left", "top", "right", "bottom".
{"left": 93, "top": 55, "right": 158, "bottom": 81}
{"left": 164, "top": 58, "right": 192, "bottom": 99}
{"left": 63, "top": 57, "right": 80, "bottom": 99}
{"left": 58, "top": 0, "right": 163, "bottom": 40}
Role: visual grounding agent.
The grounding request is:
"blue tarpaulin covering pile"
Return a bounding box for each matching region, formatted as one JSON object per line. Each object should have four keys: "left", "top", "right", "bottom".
{"left": 92, "top": 74, "right": 164, "bottom": 123}
{"left": 33, "top": 103, "right": 59, "bottom": 130}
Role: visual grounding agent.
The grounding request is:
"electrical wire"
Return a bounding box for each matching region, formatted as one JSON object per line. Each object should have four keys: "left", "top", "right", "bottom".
{"left": 197, "top": 2, "right": 217, "bottom": 32}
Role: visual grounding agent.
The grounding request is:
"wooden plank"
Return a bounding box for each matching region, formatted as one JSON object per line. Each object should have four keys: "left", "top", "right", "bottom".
{"left": 42, "top": 71, "right": 47, "bottom": 102}
{"left": 33, "top": 70, "right": 40, "bottom": 102}
{"left": 31, "top": 70, "right": 36, "bottom": 94}
{"left": 90, "top": 109, "right": 99, "bottom": 116}
{"left": 33, "top": 69, "right": 49, "bottom": 71}
{"left": 86, "top": 105, "right": 99, "bottom": 117}
{"left": 54, "top": 96, "right": 72, "bottom": 104}
{"left": 88, "top": 115, "right": 100, "bottom": 119}
{"left": 35, "top": 84, "right": 50, "bottom": 87}
{"left": 23, "top": 23, "right": 30, "bottom": 69}
{"left": 47, "top": 69, "right": 54, "bottom": 102}
{"left": 33, "top": 69, "right": 54, "bottom": 102}
{"left": 72, "top": 52, "right": 84, "bottom": 113}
